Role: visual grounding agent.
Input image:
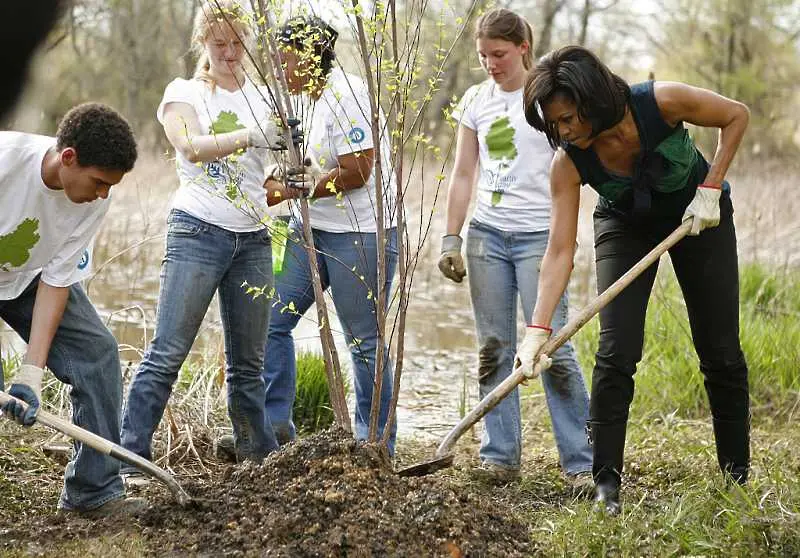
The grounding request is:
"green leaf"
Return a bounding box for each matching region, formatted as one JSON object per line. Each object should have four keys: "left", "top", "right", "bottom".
{"left": 486, "top": 116, "right": 518, "bottom": 161}
{"left": 491, "top": 192, "right": 503, "bottom": 206}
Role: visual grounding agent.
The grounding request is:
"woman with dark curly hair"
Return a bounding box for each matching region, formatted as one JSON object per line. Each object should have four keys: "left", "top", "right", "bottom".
{"left": 520, "top": 45, "right": 750, "bottom": 515}
{"left": 0, "top": 102, "right": 141, "bottom": 517}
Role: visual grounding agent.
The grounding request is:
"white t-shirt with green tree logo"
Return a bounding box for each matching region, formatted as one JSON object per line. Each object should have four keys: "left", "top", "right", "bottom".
{"left": 0, "top": 133, "right": 108, "bottom": 300}
{"left": 452, "top": 80, "right": 553, "bottom": 232}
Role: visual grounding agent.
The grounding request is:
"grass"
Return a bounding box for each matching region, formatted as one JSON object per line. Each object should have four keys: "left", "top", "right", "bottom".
{"left": 294, "top": 350, "right": 338, "bottom": 435}
{"left": 571, "top": 262, "right": 800, "bottom": 422}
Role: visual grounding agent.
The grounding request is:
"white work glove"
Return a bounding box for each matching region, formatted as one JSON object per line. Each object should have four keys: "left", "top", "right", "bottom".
{"left": 1, "top": 364, "right": 44, "bottom": 426}
{"left": 438, "top": 235, "right": 466, "bottom": 283}
{"left": 247, "top": 117, "right": 283, "bottom": 149}
{"left": 285, "top": 157, "right": 323, "bottom": 197}
{"left": 513, "top": 325, "right": 553, "bottom": 379}
{"left": 682, "top": 184, "right": 722, "bottom": 236}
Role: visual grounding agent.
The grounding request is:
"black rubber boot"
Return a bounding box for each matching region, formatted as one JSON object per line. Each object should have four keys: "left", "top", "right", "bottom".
{"left": 587, "top": 420, "right": 627, "bottom": 516}
{"left": 712, "top": 416, "right": 750, "bottom": 485}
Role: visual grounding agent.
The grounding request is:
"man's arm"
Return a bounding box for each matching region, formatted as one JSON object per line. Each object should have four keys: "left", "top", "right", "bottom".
{"left": 25, "top": 279, "right": 69, "bottom": 367}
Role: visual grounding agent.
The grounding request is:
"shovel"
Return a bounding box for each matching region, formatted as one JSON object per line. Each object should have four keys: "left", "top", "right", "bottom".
{"left": 0, "top": 390, "right": 191, "bottom": 505}
{"left": 398, "top": 220, "right": 693, "bottom": 477}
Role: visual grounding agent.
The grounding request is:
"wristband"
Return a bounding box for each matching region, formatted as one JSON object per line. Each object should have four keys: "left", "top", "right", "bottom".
{"left": 699, "top": 183, "right": 722, "bottom": 190}
{"left": 527, "top": 324, "right": 552, "bottom": 333}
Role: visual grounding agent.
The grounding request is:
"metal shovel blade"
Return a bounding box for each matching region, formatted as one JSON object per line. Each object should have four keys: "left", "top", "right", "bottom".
{"left": 396, "top": 453, "right": 454, "bottom": 477}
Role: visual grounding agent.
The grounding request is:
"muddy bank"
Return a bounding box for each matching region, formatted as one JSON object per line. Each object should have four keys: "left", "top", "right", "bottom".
{"left": 1, "top": 428, "right": 533, "bottom": 557}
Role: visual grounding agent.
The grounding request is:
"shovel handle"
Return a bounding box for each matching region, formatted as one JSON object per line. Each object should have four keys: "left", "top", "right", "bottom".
{"left": 0, "top": 390, "right": 190, "bottom": 506}
{"left": 435, "top": 220, "right": 692, "bottom": 458}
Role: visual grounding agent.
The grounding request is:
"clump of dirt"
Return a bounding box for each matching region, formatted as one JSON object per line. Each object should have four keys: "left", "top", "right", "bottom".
{"left": 141, "top": 428, "right": 532, "bottom": 557}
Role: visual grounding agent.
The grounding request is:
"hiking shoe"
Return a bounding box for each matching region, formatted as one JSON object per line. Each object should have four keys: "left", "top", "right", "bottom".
{"left": 214, "top": 434, "right": 237, "bottom": 463}
{"left": 472, "top": 461, "right": 521, "bottom": 484}
{"left": 60, "top": 497, "right": 148, "bottom": 519}
{"left": 567, "top": 471, "right": 595, "bottom": 497}
{"left": 121, "top": 470, "right": 151, "bottom": 488}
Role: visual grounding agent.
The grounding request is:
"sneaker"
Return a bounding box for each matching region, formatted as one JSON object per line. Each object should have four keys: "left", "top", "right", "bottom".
{"left": 566, "top": 471, "right": 594, "bottom": 497}
{"left": 60, "top": 497, "right": 148, "bottom": 519}
{"left": 472, "top": 461, "right": 521, "bottom": 484}
{"left": 121, "top": 470, "right": 151, "bottom": 488}
{"left": 214, "top": 434, "right": 237, "bottom": 463}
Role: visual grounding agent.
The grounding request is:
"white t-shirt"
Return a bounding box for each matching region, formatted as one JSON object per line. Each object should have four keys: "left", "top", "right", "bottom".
{"left": 0, "top": 133, "right": 109, "bottom": 300}
{"left": 293, "top": 68, "right": 396, "bottom": 233}
{"left": 452, "top": 80, "right": 553, "bottom": 232}
{"left": 157, "top": 77, "right": 274, "bottom": 232}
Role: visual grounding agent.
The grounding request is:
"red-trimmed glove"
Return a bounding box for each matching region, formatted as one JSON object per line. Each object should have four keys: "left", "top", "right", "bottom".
{"left": 513, "top": 325, "right": 553, "bottom": 379}
{"left": 682, "top": 183, "right": 722, "bottom": 236}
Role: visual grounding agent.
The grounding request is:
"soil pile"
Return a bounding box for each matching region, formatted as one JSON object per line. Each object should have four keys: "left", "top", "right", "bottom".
{"left": 142, "top": 428, "right": 531, "bottom": 557}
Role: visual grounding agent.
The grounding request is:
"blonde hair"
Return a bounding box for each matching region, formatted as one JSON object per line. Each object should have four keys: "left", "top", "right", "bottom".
{"left": 191, "top": 0, "right": 254, "bottom": 87}
{"left": 475, "top": 8, "right": 535, "bottom": 70}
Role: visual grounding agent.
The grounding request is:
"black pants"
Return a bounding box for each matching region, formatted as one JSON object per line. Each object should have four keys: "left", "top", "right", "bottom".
{"left": 589, "top": 194, "right": 750, "bottom": 484}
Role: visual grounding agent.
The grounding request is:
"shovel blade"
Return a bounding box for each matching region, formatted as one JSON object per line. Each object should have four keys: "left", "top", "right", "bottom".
{"left": 395, "top": 454, "right": 454, "bottom": 477}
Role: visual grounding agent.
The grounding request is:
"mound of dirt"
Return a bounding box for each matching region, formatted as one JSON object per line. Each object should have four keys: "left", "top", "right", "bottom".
{"left": 141, "top": 428, "right": 531, "bottom": 557}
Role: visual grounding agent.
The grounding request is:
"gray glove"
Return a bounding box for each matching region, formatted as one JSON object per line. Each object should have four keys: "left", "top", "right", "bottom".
{"left": 438, "top": 235, "right": 466, "bottom": 283}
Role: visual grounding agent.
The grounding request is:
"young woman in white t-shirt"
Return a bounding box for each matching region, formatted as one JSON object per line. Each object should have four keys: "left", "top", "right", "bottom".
{"left": 260, "top": 16, "right": 399, "bottom": 452}
{"left": 120, "top": 0, "right": 286, "bottom": 474}
{"left": 439, "top": 8, "right": 592, "bottom": 487}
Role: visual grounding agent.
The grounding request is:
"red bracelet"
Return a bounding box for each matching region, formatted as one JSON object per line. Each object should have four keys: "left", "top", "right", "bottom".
{"left": 527, "top": 324, "right": 553, "bottom": 333}
{"left": 699, "top": 182, "right": 722, "bottom": 190}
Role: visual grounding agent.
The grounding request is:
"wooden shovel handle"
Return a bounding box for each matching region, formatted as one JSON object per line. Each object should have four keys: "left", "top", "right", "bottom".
{"left": 435, "top": 220, "right": 693, "bottom": 458}
{"left": 0, "top": 390, "right": 190, "bottom": 505}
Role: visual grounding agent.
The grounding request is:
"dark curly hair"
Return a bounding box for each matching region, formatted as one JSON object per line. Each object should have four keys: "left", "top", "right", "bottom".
{"left": 56, "top": 103, "right": 137, "bottom": 172}
{"left": 523, "top": 45, "right": 630, "bottom": 149}
{"left": 278, "top": 16, "right": 338, "bottom": 76}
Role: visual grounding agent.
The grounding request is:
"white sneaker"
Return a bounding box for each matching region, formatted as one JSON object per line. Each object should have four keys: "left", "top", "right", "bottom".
{"left": 121, "top": 471, "right": 151, "bottom": 488}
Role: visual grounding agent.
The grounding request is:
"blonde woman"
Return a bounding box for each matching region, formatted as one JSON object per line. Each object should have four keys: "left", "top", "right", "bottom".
{"left": 120, "top": 0, "right": 287, "bottom": 478}
{"left": 440, "top": 9, "right": 592, "bottom": 486}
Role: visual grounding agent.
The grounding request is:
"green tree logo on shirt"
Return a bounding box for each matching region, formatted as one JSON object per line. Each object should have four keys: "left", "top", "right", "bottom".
{"left": 0, "top": 218, "right": 40, "bottom": 272}
{"left": 485, "top": 116, "right": 517, "bottom": 206}
{"left": 210, "top": 111, "right": 245, "bottom": 134}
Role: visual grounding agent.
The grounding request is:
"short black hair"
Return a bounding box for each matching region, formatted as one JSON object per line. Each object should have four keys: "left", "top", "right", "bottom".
{"left": 523, "top": 45, "right": 631, "bottom": 148}
{"left": 278, "top": 16, "right": 338, "bottom": 76}
{"left": 56, "top": 103, "right": 137, "bottom": 172}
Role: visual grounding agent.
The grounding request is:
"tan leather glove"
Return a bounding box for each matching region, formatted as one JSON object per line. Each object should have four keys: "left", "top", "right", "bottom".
{"left": 438, "top": 235, "right": 466, "bottom": 283}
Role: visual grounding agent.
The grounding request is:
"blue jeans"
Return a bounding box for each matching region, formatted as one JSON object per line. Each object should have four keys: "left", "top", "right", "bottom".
{"left": 263, "top": 225, "right": 398, "bottom": 453}
{"left": 121, "top": 210, "right": 278, "bottom": 462}
{"left": 0, "top": 279, "right": 126, "bottom": 511}
{"left": 466, "top": 219, "right": 592, "bottom": 474}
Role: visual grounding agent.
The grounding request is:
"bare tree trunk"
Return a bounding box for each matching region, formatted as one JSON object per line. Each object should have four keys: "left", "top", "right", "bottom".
{"left": 535, "top": 0, "right": 566, "bottom": 57}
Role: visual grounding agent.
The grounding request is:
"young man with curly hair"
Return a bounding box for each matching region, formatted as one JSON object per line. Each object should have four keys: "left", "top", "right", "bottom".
{"left": 0, "top": 102, "right": 143, "bottom": 517}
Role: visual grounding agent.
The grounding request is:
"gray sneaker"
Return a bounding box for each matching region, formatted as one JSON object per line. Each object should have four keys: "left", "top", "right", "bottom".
{"left": 60, "top": 497, "right": 148, "bottom": 519}
{"left": 214, "top": 434, "right": 237, "bottom": 463}
{"left": 567, "top": 471, "right": 594, "bottom": 497}
{"left": 121, "top": 470, "right": 152, "bottom": 488}
{"left": 472, "top": 461, "right": 521, "bottom": 484}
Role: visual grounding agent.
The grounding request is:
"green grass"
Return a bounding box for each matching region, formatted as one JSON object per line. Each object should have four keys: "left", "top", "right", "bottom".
{"left": 572, "top": 262, "right": 800, "bottom": 421}
{"left": 293, "top": 351, "right": 338, "bottom": 435}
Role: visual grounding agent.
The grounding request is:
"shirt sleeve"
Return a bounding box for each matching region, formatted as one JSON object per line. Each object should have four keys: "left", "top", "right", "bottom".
{"left": 156, "top": 78, "right": 197, "bottom": 124}
{"left": 327, "top": 87, "right": 376, "bottom": 158}
{"left": 40, "top": 202, "right": 110, "bottom": 288}
{"left": 450, "top": 85, "right": 479, "bottom": 131}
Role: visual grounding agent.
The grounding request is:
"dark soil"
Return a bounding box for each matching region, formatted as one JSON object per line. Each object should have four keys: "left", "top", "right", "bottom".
{"left": 0, "top": 427, "right": 534, "bottom": 557}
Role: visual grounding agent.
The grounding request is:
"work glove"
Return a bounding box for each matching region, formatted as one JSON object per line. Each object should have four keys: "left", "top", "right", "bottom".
{"left": 248, "top": 117, "right": 303, "bottom": 151}
{"left": 1, "top": 364, "right": 44, "bottom": 426}
{"left": 438, "top": 235, "right": 466, "bottom": 283}
{"left": 682, "top": 184, "right": 722, "bottom": 236}
{"left": 513, "top": 325, "right": 553, "bottom": 379}
{"left": 285, "top": 157, "right": 323, "bottom": 197}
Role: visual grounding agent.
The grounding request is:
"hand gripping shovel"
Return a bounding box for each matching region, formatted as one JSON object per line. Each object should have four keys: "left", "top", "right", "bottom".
{"left": 398, "top": 220, "right": 692, "bottom": 477}
{"left": 0, "top": 390, "right": 191, "bottom": 505}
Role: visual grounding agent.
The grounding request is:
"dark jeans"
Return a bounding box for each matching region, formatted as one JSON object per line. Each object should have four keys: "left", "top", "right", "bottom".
{"left": 589, "top": 193, "right": 750, "bottom": 484}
